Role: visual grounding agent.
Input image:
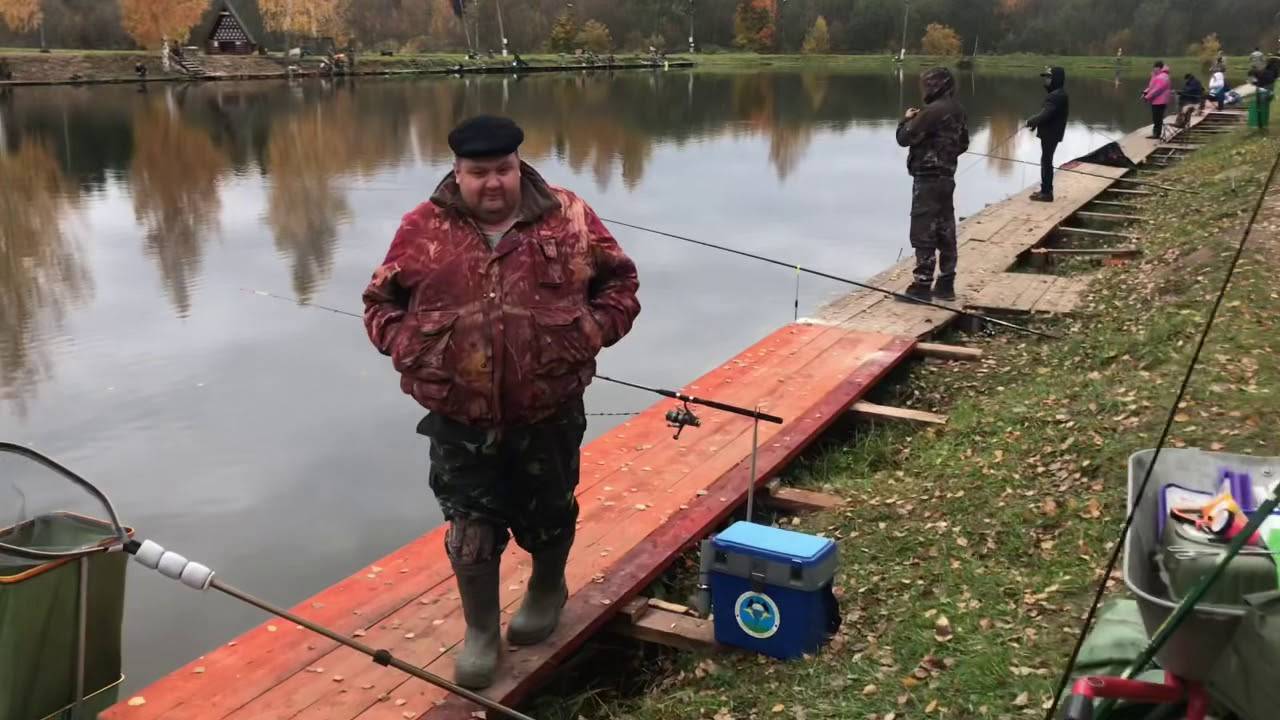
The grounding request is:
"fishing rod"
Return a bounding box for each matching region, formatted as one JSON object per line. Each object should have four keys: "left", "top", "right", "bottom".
{"left": 595, "top": 220, "right": 1061, "bottom": 340}
{"left": 963, "top": 150, "right": 1200, "bottom": 194}
{"left": 1043, "top": 147, "right": 1280, "bottom": 720}
{"left": 135, "top": 540, "right": 537, "bottom": 720}
{"left": 592, "top": 373, "right": 783, "bottom": 438}
{"left": 243, "top": 290, "right": 782, "bottom": 431}
{"left": 0, "top": 441, "right": 535, "bottom": 720}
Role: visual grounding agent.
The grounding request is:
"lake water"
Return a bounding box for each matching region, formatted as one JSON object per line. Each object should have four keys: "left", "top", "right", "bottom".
{"left": 0, "top": 68, "right": 1149, "bottom": 690}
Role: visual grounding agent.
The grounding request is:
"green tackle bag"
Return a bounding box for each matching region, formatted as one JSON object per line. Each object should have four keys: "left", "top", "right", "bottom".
{"left": 0, "top": 514, "right": 128, "bottom": 720}
{"left": 1208, "top": 591, "right": 1280, "bottom": 720}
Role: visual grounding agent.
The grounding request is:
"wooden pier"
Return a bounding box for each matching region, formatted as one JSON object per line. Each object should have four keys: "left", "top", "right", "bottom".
{"left": 818, "top": 107, "right": 1244, "bottom": 334}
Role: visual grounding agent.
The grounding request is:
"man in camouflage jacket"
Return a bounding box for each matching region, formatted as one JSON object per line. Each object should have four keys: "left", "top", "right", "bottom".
{"left": 896, "top": 66, "right": 970, "bottom": 301}
{"left": 363, "top": 115, "right": 640, "bottom": 689}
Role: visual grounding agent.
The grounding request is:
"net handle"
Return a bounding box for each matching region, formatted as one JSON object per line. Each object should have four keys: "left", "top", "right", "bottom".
{"left": 0, "top": 441, "right": 129, "bottom": 560}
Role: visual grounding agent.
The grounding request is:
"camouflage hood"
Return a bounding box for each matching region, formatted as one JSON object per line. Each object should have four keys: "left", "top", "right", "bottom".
{"left": 922, "top": 67, "right": 957, "bottom": 104}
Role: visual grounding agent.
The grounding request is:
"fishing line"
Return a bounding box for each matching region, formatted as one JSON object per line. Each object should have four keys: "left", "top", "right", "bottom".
{"left": 242, "top": 290, "right": 783, "bottom": 426}
{"left": 1042, "top": 146, "right": 1280, "bottom": 720}
{"left": 962, "top": 150, "right": 1200, "bottom": 194}
{"left": 596, "top": 219, "right": 1060, "bottom": 340}
{"left": 955, "top": 127, "right": 1023, "bottom": 177}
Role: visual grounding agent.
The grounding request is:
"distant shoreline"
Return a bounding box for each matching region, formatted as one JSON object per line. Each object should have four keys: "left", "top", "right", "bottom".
{"left": 0, "top": 49, "right": 1223, "bottom": 87}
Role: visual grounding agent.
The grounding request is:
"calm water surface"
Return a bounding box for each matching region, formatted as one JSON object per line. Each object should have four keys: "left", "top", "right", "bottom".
{"left": 0, "top": 69, "right": 1148, "bottom": 689}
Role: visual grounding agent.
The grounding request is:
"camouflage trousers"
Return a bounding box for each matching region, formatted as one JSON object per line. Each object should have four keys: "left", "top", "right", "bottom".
{"left": 909, "top": 176, "right": 958, "bottom": 286}
{"left": 417, "top": 397, "right": 586, "bottom": 567}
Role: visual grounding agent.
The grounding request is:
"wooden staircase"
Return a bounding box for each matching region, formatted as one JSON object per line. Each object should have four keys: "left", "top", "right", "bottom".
{"left": 168, "top": 51, "right": 205, "bottom": 77}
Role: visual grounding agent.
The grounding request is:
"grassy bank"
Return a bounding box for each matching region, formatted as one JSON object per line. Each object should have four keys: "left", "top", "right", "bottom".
{"left": 690, "top": 52, "right": 1214, "bottom": 77}
{"left": 1, "top": 48, "right": 1225, "bottom": 84}
{"left": 561, "top": 130, "right": 1280, "bottom": 719}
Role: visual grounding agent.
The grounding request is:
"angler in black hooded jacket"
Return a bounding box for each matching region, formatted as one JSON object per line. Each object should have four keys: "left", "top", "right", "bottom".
{"left": 1026, "top": 66, "right": 1069, "bottom": 202}
{"left": 896, "top": 66, "right": 969, "bottom": 301}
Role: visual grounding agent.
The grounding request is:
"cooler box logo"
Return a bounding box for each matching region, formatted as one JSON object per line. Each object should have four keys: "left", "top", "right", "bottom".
{"left": 734, "top": 591, "right": 780, "bottom": 639}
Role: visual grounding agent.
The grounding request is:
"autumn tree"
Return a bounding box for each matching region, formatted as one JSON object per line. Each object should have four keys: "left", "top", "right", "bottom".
{"left": 801, "top": 15, "right": 829, "bottom": 55}
{"left": 733, "top": 0, "right": 775, "bottom": 53}
{"left": 546, "top": 9, "right": 577, "bottom": 53}
{"left": 117, "top": 0, "right": 206, "bottom": 49}
{"left": 575, "top": 19, "right": 612, "bottom": 53}
{"left": 259, "top": 0, "right": 352, "bottom": 43}
{"left": 1189, "top": 32, "right": 1221, "bottom": 69}
{"left": 0, "top": 0, "right": 43, "bottom": 48}
{"left": 921, "top": 22, "right": 961, "bottom": 56}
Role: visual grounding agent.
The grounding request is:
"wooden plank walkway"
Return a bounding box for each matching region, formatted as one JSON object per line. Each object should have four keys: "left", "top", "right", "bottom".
{"left": 817, "top": 107, "right": 1238, "bottom": 337}
{"left": 102, "top": 326, "right": 915, "bottom": 720}
{"left": 967, "top": 273, "right": 1093, "bottom": 314}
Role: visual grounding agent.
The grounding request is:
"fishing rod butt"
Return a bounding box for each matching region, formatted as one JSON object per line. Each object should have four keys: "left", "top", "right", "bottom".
{"left": 129, "top": 538, "right": 216, "bottom": 591}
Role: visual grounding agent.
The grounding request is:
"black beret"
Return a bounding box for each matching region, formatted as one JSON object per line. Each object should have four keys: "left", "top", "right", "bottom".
{"left": 448, "top": 115, "right": 524, "bottom": 158}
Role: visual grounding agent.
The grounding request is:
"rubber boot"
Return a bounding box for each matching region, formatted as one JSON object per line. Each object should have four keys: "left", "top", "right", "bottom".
{"left": 1029, "top": 191, "right": 1054, "bottom": 202}
{"left": 452, "top": 558, "right": 502, "bottom": 689}
{"left": 932, "top": 276, "right": 956, "bottom": 301}
{"left": 507, "top": 536, "right": 572, "bottom": 645}
{"left": 897, "top": 281, "right": 933, "bottom": 303}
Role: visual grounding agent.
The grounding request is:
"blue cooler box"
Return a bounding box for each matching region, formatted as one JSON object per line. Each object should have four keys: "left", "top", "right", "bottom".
{"left": 708, "top": 521, "right": 839, "bottom": 659}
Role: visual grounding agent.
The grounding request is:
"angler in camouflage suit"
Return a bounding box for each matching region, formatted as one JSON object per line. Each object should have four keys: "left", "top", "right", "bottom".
{"left": 363, "top": 116, "right": 640, "bottom": 690}
{"left": 896, "top": 67, "right": 970, "bottom": 301}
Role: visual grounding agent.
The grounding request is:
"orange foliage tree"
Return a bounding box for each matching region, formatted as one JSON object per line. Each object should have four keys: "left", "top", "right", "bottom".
{"left": 0, "top": 0, "right": 41, "bottom": 33}
{"left": 733, "top": 0, "right": 776, "bottom": 52}
{"left": 259, "top": 0, "right": 352, "bottom": 42}
{"left": 0, "top": 0, "right": 44, "bottom": 48}
{"left": 921, "top": 23, "right": 962, "bottom": 56}
{"left": 117, "top": 0, "right": 207, "bottom": 49}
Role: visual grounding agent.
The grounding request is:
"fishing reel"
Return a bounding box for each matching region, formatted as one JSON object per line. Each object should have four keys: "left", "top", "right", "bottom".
{"left": 665, "top": 402, "right": 701, "bottom": 439}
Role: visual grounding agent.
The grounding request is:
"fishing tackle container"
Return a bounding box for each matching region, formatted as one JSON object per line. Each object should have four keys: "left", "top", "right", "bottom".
{"left": 0, "top": 513, "right": 130, "bottom": 720}
{"left": 707, "top": 521, "right": 839, "bottom": 659}
{"left": 1123, "top": 448, "right": 1279, "bottom": 681}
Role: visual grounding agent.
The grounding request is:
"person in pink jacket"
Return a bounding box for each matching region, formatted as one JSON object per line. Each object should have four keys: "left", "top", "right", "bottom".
{"left": 1143, "top": 61, "right": 1172, "bottom": 140}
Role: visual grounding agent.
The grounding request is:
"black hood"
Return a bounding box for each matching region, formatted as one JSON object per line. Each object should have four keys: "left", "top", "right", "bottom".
{"left": 1044, "top": 66, "right": 1066, "bottom": 92}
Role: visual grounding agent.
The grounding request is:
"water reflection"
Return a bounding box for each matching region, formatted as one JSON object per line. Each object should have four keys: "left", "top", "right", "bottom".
{"left": 0, "top": 69, "right": 1150, "bottom": 404}
{"left": 130, "top": 92, "right": 226, "bottom": 317}
{"left": 0, "top": 138, "right": 89, "bottom": 410}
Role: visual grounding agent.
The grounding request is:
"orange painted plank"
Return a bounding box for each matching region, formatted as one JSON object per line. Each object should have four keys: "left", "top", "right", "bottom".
{"left": 102, "top": 323, "right": 853, "bottom": 719}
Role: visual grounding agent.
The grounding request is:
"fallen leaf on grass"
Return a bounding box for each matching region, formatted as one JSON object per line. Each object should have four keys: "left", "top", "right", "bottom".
{"left": 1041, "top": 498, "right": 1059, "bottom": 516}
{"left": 771, "top": 704, "right": 785, "bottom": 713}
{"left": 934, "top": 616, "right": 954, "bottom": 643}
{"left": 925, "top": 699, "right": 938, "bottom": 713}
{"left": 1082, "top": 499, "right": 1103, "bottom": 519}
{"left": 1013, "top": 692, "right": 1030, "bottom": 707}
{"left": 862, "top": 684, "right": 878, "bottom": 696}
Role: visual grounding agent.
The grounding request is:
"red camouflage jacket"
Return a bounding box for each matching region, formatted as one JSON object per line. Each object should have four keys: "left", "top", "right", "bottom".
{"left": 362, "top": 163, "right": 640, "bottom": 428}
